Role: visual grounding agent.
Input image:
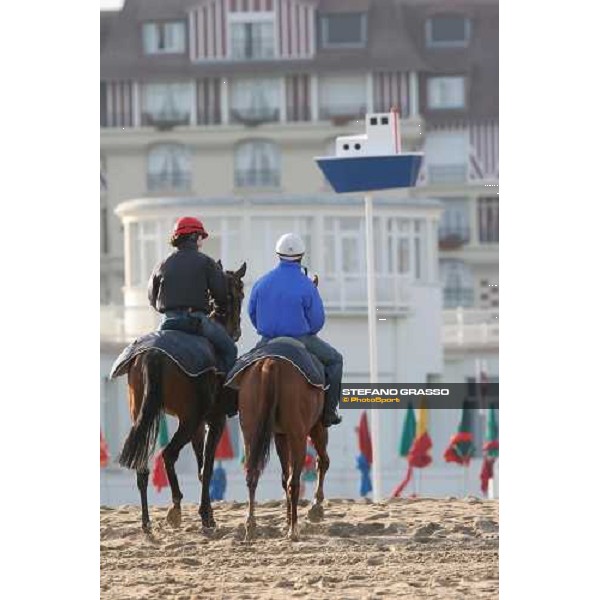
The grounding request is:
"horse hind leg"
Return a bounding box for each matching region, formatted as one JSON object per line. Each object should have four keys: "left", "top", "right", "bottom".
{"left": 286, "top": 436, "right": 305, "bottom": 541}
{"left": 307, "top": 422, "right": 330, "bottom": 523}
{"left": 274, "top": 434, "right": 291, "bottom": 528}
{"left": 199, "top": 413, "right": 226, "bottom": 529}
{"left": 162, "top": 422, "right": 195, "bottom": 528}
{"left": 136, "top": 467, "right": 150, "bottom": 530}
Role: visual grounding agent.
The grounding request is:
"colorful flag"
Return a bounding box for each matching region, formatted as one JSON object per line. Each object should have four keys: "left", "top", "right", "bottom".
{"left": 355, "top": 412, "right": 373, "bottom": 496}
{"left": 100, "top": 430, "right": 110, "bottom": 468}
{"left": 391, "top": 401, "right": 432, "bottom": 497}
{"left": 480, "top": 407, "right": 499, "bottom": 493}
{"left": 357, "top": 411, "right": 373, "bottom": 465}
{"left": 398, "top": 402, "right": 417, "bottom": 457}
{"left": 151, "top": 414, "right": 169, "bottom": 492}
{"left": 210, "top": 461, "right": 227, "bottom": 501}
{"left": 215, "top": 422, "right": 235, "bottom": 460}
{"left": 444, "top": 401, "right": 475, "bottom": 466}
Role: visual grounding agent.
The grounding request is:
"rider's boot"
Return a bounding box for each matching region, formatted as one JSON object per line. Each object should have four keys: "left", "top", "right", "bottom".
{"left": 322, "top": 392, "right": 342, "bottom": 427}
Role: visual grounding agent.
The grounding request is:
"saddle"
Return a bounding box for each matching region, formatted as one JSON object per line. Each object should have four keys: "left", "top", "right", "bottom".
{"left": 109, "top": 329, "right": 223, "bottom": 379}
{"left": 225, "top": 337, "right": 327, "bottom": 390}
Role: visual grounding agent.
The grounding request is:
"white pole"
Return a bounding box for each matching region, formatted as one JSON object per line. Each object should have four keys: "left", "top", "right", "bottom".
{"left": 365, "top": 192, "right": 381, "bottom": 500}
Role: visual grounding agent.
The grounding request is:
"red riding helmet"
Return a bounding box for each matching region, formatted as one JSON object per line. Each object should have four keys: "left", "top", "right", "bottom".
{"left": 172, "top": 216, "right": 208, "bottom": 239}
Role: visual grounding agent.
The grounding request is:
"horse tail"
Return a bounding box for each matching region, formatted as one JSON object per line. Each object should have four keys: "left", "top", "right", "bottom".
{"left": 246, "top": 359, "right": 280, "bottom": 475}
{"left": 119, "top": 350, "right": 164, "bottom": 471}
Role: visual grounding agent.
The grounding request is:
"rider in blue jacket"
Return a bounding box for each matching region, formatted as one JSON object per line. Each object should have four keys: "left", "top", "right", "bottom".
{"left": 248, "top": 233, "right": 343, "bottom": 427}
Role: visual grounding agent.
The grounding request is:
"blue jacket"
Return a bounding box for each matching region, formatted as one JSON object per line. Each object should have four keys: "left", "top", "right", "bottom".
{"left": 248, "top": 261, "right": 325, "bottom": 338}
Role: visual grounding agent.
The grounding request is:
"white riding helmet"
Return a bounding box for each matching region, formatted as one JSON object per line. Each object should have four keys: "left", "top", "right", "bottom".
{"left": 275, "top": 233, "right": 305, "bottom": 261}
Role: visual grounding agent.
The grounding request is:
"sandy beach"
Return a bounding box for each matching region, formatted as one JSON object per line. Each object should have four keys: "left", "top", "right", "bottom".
{"left": 100, "top": 497, "right": 498, "bottom": 599}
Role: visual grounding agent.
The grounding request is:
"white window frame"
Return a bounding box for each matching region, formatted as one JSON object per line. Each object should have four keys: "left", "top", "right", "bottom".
{"left": 147, "top": 143, "right": 192, "bottom": 192}
{"left": 320, "top": 13, "right": 367, "bottom": 48}
{"left": 426, "top": 15, "right": 471, "bottom": 48}
{"left": 234, "top": 140, "right": 281, "bottom": 188}
{"left": 143, "top": 21, "right": 186, "bottom": 55}
{"left": 228, "top": 12, "right": 276, "bottom": 60}
{"left": 427, "top": 76, "right": 466, "bottom": 110}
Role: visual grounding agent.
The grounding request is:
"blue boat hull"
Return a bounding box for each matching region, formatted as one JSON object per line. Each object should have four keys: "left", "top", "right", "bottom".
{"left": 315, "top": 153, "right": 423, "bottom": 193}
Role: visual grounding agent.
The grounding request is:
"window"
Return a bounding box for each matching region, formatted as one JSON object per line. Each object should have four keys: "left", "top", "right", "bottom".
{"left": 478, "top": 197, "right": 499, "bottom": 243}
{"left": 142, "top": 83, "right": 192, "bottom": 125}
{"left": 230, "top": 20, "right": 275, "bottom": 60}
{"left": 439, "top": 198, "right": 470, "bottom": 245}
{"left": 320, "top": 13, "right": 367, "bottom": 47}
{"left": 440, "top": 259, "right": 474, "bottom": 308}
{"left": 130, "top": 221, "right": 161, "bottom": 287}
{"left": 143, "top": 22, "right": 185, "bottom": 54}
{"left": 383, "top": 218, "right": 426, "bottom": 280}
{"left": 147, "top": 144, "right": 191, "bottom": 191}
{"left": 235, "top": 140, "right": 280, "bottom": 188}
{"left": 424, "top": 131, "right": 468, "bottom": 183}
{"left": 324, "top": 218, "right": 364, "bottom": 275}
{"left": 318, "top": 74, "right": 367, "bottom": 119}
{"left": 427, "top": 76, "right": 466, "bottom": 110}
{"left": 251, "top": 217, "right": 313, "bottom": 276}
{"left": 230, "top": 78, "right": 280, "bottom": 123}
{"left": 426, "top": 15, "right": 471, "bottom": 48}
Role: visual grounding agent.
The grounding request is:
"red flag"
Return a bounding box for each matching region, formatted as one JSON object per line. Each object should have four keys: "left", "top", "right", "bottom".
{"left": 356, "top": 411, "right": 373, "bottom": 465}
{"left": 100, "top": 431, "right": 110, "bottom": 468}
{"left": 391, "top": 405, "right": 432, "bottom": 497}
{"left": 391, "top": 431, "right": 433, "bottom": 497}
{"left": 152, "top": 452, "right": 169, "bottom": 492}
{"left": 215, "top": 423, "right": 235, "bottom": 460}
{"left": 152, "top": 415, "right": 170, "bottom": 492}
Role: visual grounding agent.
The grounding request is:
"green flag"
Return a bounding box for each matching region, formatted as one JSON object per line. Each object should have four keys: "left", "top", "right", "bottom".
{"left": 484, "top": 408, "right": 499, "bottom": 458}
{"left": 157, "top": 414, "right": 169, "bottom": 449}
{"left": 398, "top": 403, "right": 417, "bottom": 457}
{"left": 444, "top": 402, "right": 475, "bottom": 465}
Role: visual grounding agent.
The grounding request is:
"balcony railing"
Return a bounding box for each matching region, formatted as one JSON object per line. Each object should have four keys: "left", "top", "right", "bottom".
{"left": 230, "top": 39, "right": 275, "bottom": 60}
{"left": 147, "top": 172, "right": 191, "bottom": 192}
{"left": 428, "top": 164, "right": 468, "bottom": 184}
{"left": 235, "top": 169, "right": 280, "bottom": 188}
{"left": 443, "top": 307, "right": 499, "bottom": 348}
{"left": 319, "top": 273, "right": 411, "bottom": 312}
{"left": 141, "top": 111, "right": 191, "bottom": 129}
{"left": 438, "top": 226, "right": 470, "bottom": 249}
{"left": 443, "top": 287, "right": 475, "bottom": 309}
{"left": 318, "top": 104, "right": 366, "bottom": 124}
{"left": 230, "top": 107, "right": 280, "bottom": 126}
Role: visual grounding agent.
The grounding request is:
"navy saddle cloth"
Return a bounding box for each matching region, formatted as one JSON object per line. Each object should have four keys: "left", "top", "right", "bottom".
{"left": 225, "top": 337, "right": 326, "bottom": 390}
{"left": 109, "top": 330, "right": 223, "bottom": 379}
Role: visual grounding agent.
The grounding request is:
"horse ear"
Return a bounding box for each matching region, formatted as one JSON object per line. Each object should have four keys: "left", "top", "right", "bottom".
{"left": 312, "top": 273, "right": 319, "bottom": 288}
{"left": 216, "top": 259, "right": 223, "bottom": 270}
{"left": 236, "top": 262, "right": 247, "bottom": 278}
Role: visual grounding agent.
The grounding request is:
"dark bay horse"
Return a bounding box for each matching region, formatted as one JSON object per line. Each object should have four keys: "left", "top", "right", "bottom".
{"left": 239, "top": 357, "right": 330, "bottom": 541}
{"left": 118, "top": 262, "right": 246, "bottom": 530}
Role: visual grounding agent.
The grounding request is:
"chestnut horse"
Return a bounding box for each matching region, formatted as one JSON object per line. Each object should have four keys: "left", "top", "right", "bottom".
{"left": 118, "top": 262, "right": 246, "bottom": 530}
{"left": 239, "top": 357, "right": 330, "bottom": 541}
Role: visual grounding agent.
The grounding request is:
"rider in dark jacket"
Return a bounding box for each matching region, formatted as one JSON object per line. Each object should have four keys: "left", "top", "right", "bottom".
{"left": 148, "top": 217, "right": 237, "bottom": 374}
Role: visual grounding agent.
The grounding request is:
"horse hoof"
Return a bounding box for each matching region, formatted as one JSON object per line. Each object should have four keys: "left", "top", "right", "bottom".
{"left": 244, "top": 520, "right": 256, "bottom": 541}
{"left": 287, "top": 527, "right": 299, "bottom": 542}
{"left": 201, "top": 516, "right": 216, "bottom": 529}
{"left": 142, "top": 521, "right": 152, "bottom": 532}
{"left": 307, "top": 503, "right": 324, "bottom": 522}
{"left": 166, "top": 507, "right": 182, "bottom": 528}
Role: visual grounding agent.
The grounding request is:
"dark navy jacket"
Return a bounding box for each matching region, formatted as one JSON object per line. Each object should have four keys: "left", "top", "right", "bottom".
{"left": 148, "top": 240, "right": 227, "bottom": 314}
{"left": 248, "top": 261, "right": 325, "bottom": 338}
